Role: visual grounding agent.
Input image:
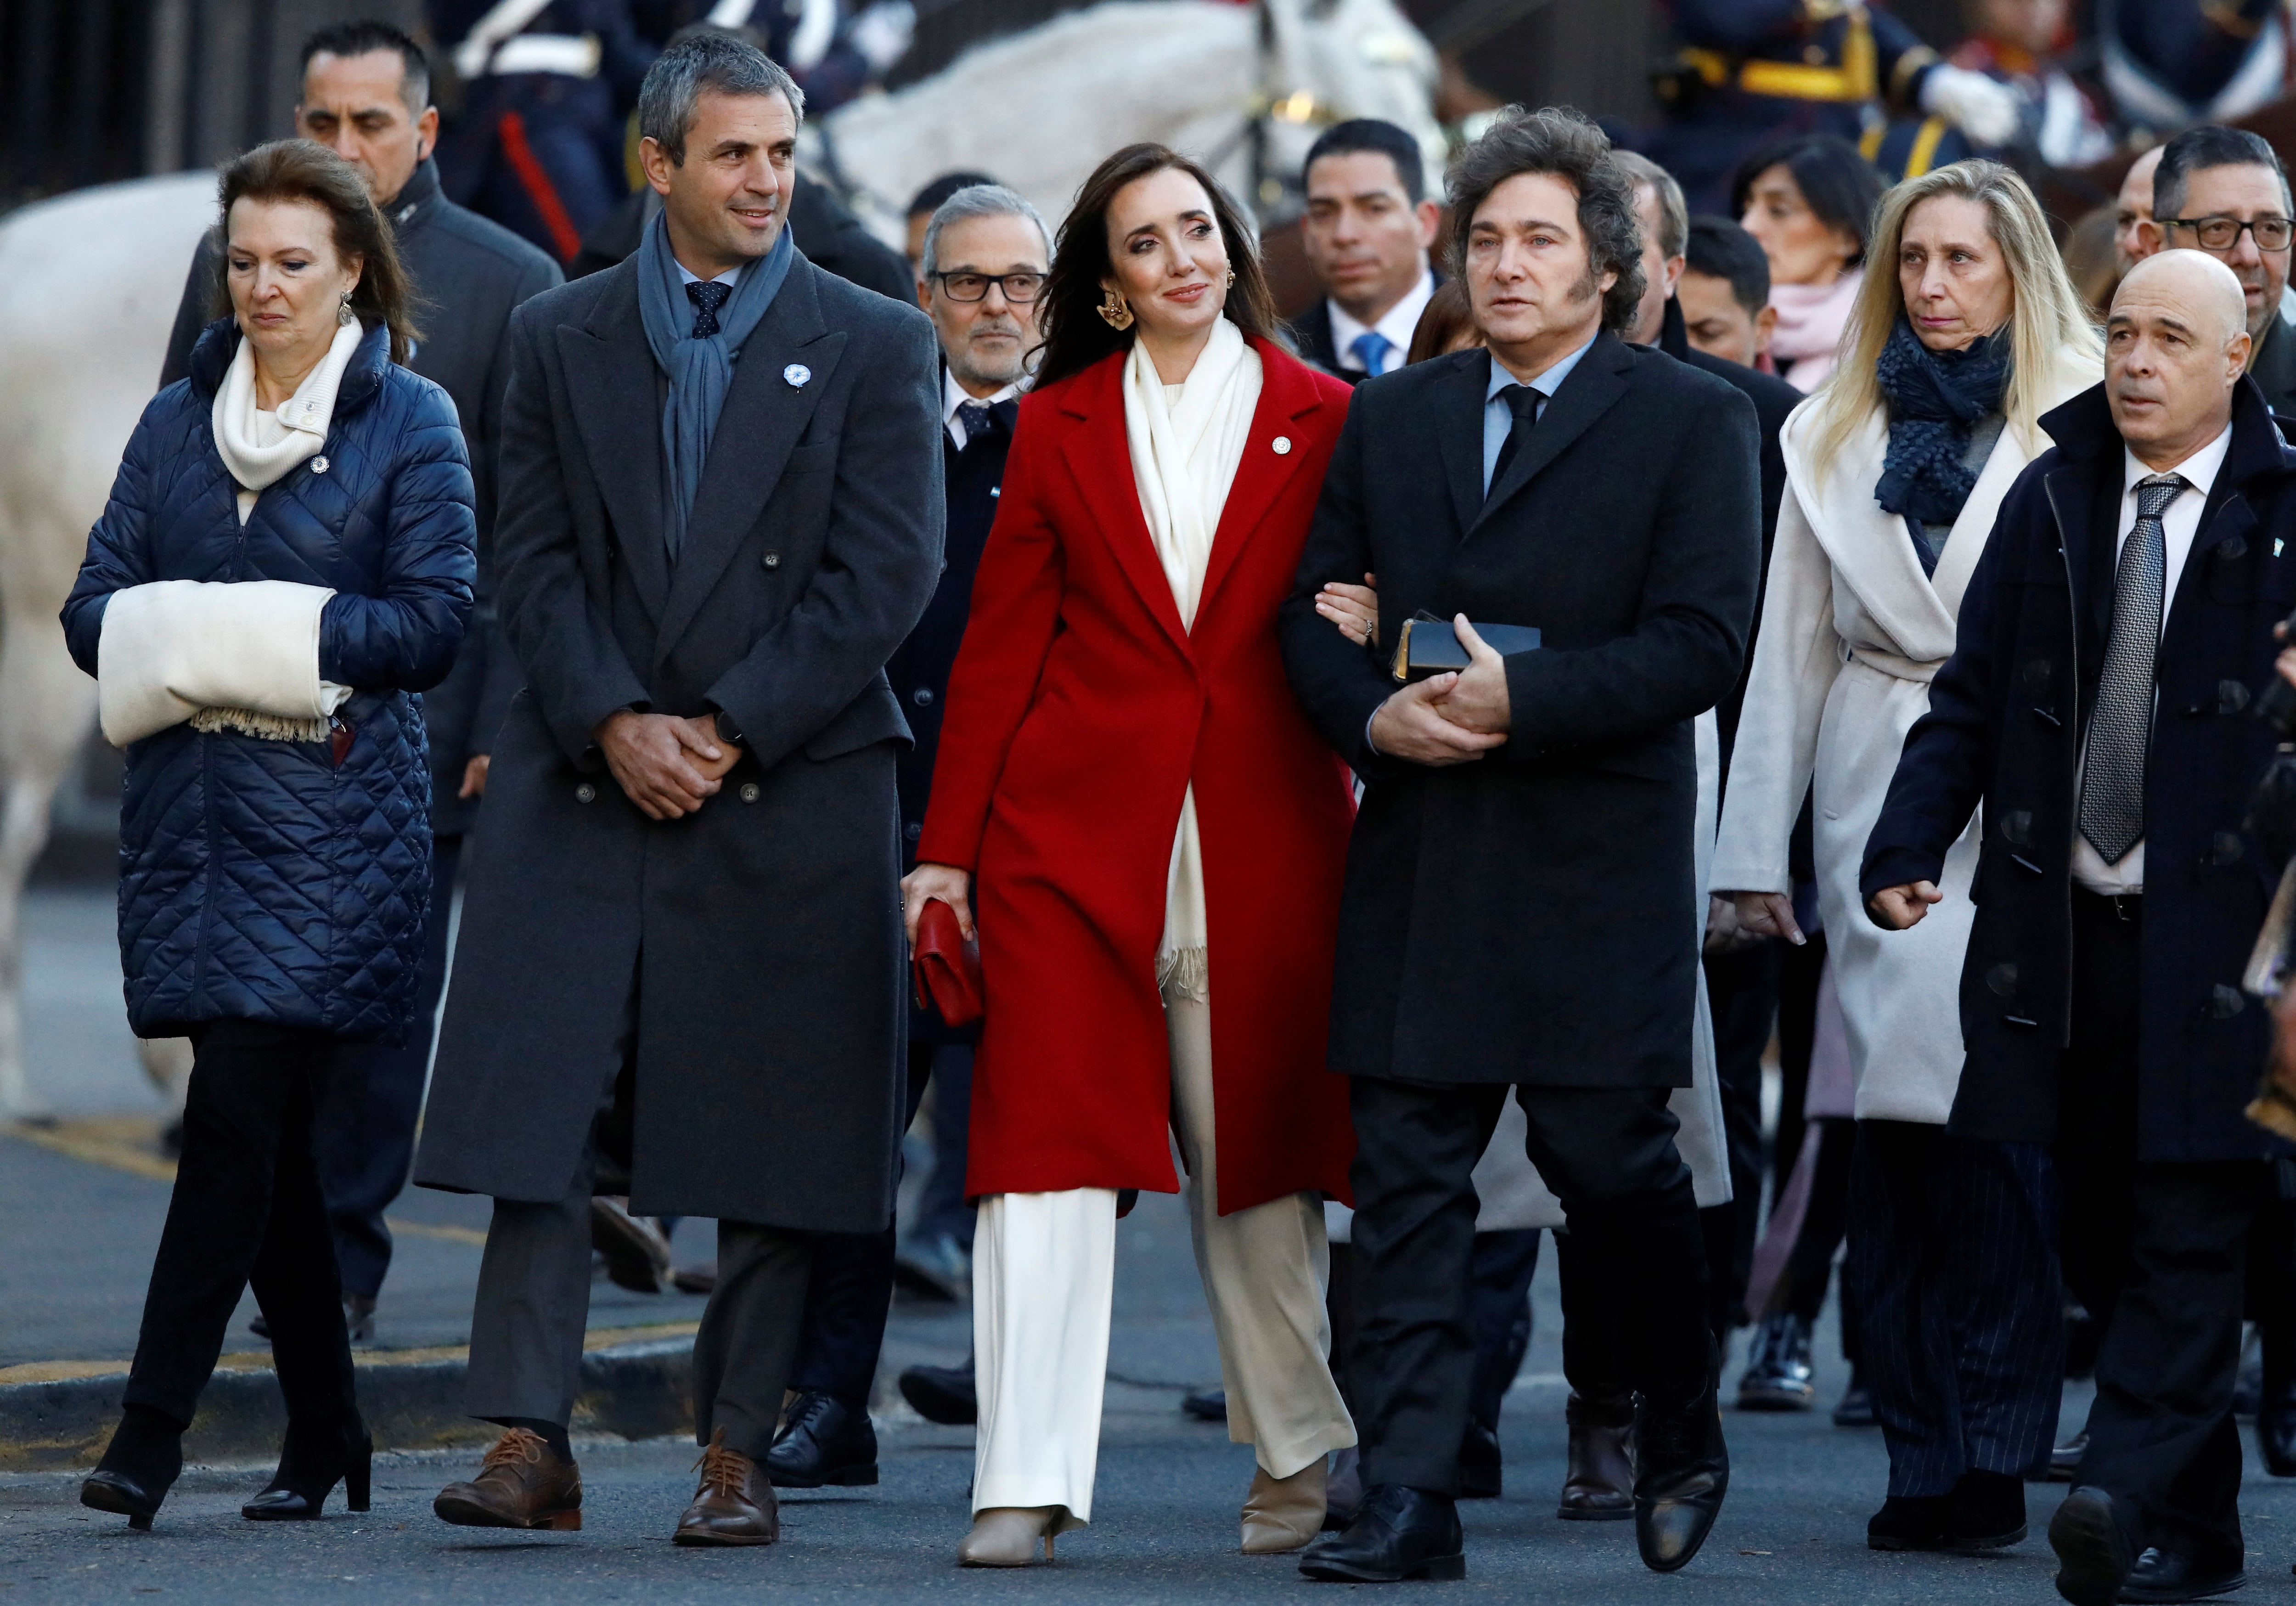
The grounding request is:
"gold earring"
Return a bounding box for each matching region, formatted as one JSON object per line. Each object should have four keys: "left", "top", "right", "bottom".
{"left": 1097, "top": 288, "right": 1134, "bottom": 331}
{"left": 1224, "top": 268, "right": 1236, "bottom": 289}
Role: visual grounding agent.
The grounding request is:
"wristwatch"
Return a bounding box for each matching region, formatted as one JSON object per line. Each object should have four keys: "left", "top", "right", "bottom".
{"left": 713, "top": 709, "right": 745, "bottom": 748}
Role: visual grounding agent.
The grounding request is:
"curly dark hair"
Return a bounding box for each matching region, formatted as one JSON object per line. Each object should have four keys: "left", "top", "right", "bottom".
{"left": 1032, "top": 143, "right": 1279, "bottom": 390}
{"left": 1445, "top": 106, "right": 1645, "bottom": 337}
{"left": 212, "top": 139, "right": 418, "bottom": 364}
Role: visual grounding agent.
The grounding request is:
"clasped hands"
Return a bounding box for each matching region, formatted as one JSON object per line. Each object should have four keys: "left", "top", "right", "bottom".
{"left": 1318, "top": 580, "right": 1510, "bottom": 767}
{"left": 593, "top": 709, "right": 740, "bottom": 820}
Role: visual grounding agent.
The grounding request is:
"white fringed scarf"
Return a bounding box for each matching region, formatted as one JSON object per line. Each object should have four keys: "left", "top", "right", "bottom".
{"left": 211, "top": 314, "right": 364, "bottom": 520}
{"left": 1121, "top": 316, "right": 1261, "bottom": 1002}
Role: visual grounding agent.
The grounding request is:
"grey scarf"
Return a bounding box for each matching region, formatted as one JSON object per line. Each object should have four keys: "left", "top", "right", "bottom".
{"left": 636, "top": 208, "right": 795, "bottom": 558}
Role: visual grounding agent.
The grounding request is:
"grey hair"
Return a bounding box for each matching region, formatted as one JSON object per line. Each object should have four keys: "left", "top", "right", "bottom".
{"left": 1610, "top": 150, "right": 1687, "bottom": 260}
{"left": 920, "top": 185, "right": 1053, "bottom": 279}
{"left": 637, "top": 31, "right": 804, "bottom": 167}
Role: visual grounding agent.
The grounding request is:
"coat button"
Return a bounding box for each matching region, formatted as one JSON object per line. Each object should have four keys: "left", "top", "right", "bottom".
{"left": 2220, "top": 679, "right": 2252, "bottom": 714}
{"left": 1985, "top": 961, "right": 2018, "bottom": 998}
{"left": 739, "top": 782, "right": 760, "bottom": 803}
{"left": 906, "top": 821, "right": 923, "bottom": 840}
{"left": 1272, "top": 436, "right": 1293, "bottom": 455}
{"left": 2213, "top": 983, "right": 2248, "bottom": 1019}
{"left": 575, "top": 782, "right": 596, "bottom": 803}
{"left": 310, "top": 455, "right": 330, "bottom": 474}
{"left": 1999, "top": 810, "right": 2032, "bottom": 845}
{"left": 762, "top": 551, "right": 782, "bottom": 569}
{"left": 912, "top": 687, "right": 935, "bottom": 707}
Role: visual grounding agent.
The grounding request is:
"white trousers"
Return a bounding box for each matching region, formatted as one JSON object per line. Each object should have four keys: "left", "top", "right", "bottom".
{"left": 972, "top": 992, "right": 1355, "bottom": 1527}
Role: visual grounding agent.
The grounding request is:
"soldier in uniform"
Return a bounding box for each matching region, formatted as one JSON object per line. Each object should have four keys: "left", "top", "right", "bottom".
{"left": 1644, "top": 0, "right": 2021, "bottom": 212}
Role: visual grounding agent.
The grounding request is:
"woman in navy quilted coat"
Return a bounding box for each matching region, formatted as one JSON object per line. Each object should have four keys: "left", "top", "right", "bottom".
{"left": 61, "top": 141, "right": 474, "bottom": 1531}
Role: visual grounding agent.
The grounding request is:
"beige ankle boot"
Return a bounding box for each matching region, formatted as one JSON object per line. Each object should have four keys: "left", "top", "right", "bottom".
{"left": 1240, "top": 1457, "right": 1328, "bottom": 1554}
{"left": 958, "top": 1505, "right": 1060, "bottom": 1566}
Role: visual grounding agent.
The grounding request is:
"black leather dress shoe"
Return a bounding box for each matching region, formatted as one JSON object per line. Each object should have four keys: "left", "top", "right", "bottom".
{"left": 2257, "top": 1375, "right": 2296, "bottom": 1477}
{"left": 2119, "top": 1546, "right": 2245, "bottom": 1603}
{"left": 1182, "top": 1388, "right": 1228, "bottom": 1422}
{"left": 1866, "top": 1493, "right": 1948, "bottom": 1551}
{"left": 1458, "top": 1420, "right": 1502, "bottom": 1499}
{"left": 1298, "top": 1484, "right": 1465, "bottom": 1582}
{"left": 2048, "top": 1485, "right": 2133, "bottom": 1606}
{"left": 1633, "top": 1379, "right": 1729, "bottom": 1572}
{"left": 897, "top": 1359, "right": 976, "bottom": 1425}
{"left": 765, "top": 1390, "right": 877, "bottom": 1488}
{"left": 1946, "top": 1468, "right": 2026, "bottom": 1551}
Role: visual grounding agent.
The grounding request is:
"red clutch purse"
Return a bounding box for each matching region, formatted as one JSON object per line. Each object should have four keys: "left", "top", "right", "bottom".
{"left": 912, "top": 898, "right": 985, "bottom": 1027}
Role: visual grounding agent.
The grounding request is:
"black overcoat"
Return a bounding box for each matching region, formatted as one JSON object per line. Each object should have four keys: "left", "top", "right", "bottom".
{"left": 412, "top": 250, "right": 945, "bottom": 1230}
{"left": 1280, "top": 333, "right": 1761, "bottom": 1088}
{"left": 1862, "top": 379, "right": 2296, "bottom": 1164}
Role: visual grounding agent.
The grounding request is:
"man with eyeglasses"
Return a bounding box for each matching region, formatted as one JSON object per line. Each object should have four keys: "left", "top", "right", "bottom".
{"left": 760, "top": 182, "right": 1052, "bottom": 1488}
{"left": 2139, "top": 125, "right": 2296, "bottom": 415}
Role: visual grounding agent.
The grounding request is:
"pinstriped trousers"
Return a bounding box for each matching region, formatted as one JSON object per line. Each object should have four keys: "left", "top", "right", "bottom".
{"left": 1848, "top": 1121, "right": 2064, "bottom": 1498}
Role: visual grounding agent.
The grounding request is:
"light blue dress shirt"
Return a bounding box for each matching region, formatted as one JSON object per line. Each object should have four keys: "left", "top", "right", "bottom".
{"left": 1481, "top": 334, "right": 1595, "bottom": 494}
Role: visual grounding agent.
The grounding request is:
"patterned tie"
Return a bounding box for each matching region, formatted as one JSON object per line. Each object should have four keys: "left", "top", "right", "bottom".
{"left": 686, "top": 279, "right": 732, "bottom": 338}
{"left": 1486, "top": 383, "right": 1542, "bottom": 496}
{"left": 956, "top": 400, "right": 995, "bottom": 449}
{"left": 1349, "top": 330, "right": 1394, "bottom": 378}
{"left": 2079, "top": 472, "right": 2186, "bottom": 864}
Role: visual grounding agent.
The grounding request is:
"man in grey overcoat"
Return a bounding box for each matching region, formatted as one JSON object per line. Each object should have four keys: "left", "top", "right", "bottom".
{"left": 411, "top": 33, "right": 942, "bottom": 1546}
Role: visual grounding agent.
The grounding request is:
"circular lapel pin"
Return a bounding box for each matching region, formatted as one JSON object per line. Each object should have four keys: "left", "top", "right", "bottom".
{"left": 310, "top": 456, "right": 330, "bottom": 474}
{"left": 784, "top": 363, "right": 811, "bottom": 388}
{"left": 1272, "top": 436, "right": 1292, "bottom": 455}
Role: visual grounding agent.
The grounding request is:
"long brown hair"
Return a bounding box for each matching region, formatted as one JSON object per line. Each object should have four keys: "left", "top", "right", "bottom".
{"left": 1032, "top": 143, "right": 1278, "bottom": 390}
{"left": 211, "top": 139, "right": 419, "bottom": 365}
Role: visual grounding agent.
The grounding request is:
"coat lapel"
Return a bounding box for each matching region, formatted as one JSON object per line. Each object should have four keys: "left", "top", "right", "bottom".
{"left": 559, "top": 261, "right": 670, "bottom": 621}
{"left": 1195, "top": 340, "right": 1324, "bottom": 624}
{"left": 1056, "top": 355, "right": 1193, "bottom": 659}
{"left": 653, "top": 259, "right": 844, "bottom": 660}
{"left": 1470, "top": 333, "right": 1632, "bottom": 533}
{"left": 1433, "top": 349, "right": 1488, "bottom": 540}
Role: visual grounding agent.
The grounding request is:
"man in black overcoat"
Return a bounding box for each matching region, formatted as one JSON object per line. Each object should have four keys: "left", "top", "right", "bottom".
{"left": 1282, "top": 107, "right": 1760, "bottom": 1583}
{"left": 762, "top": 181, "right": 1047, "bottom": 1488}
{"left": 1863, "top": 251, "right": 2296, "bottom": 1606}
{"left": 157, "top": 20, "right": 561, "bottom": 1336}
{"left": 411, "top": 34, "right": 941, "bottom": 1545}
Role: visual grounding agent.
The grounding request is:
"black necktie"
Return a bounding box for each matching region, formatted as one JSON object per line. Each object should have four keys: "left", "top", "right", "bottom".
{"left": 1487, "top": 383, "right": 1542, "bottom": 496}
{"left": 956, "top": 400, "right": 996, "bottom": 449}
{"left": 686, "top": 279, "right": 732, "bottom": 338}
{"left": 2078, "top": 472, "right": 2185, "bottom": 864}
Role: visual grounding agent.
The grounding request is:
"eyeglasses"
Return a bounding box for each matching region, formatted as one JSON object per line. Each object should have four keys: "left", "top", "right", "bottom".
{"left": 929, "top": 270, "right": 1046, "bottom": 304}
{"left": 2162, "top": 214, "right": 2296, "bottom": 252}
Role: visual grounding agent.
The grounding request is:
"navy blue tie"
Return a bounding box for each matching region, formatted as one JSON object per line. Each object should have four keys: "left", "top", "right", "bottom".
{"left": 686, "top": 279, "right": 732, "bottom": 338}
{"left": 956, "top": 400, "right": 996, "bottom": 448}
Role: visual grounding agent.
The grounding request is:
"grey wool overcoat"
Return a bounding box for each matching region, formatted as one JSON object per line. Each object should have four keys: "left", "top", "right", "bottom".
{"left": 413, "top": 248, "right": 944, "bottom": 1232}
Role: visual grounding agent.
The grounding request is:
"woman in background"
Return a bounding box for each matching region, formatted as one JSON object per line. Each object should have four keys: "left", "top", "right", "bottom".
{"left": 1734, "top": 134, "right": 1885, "bottom": 391}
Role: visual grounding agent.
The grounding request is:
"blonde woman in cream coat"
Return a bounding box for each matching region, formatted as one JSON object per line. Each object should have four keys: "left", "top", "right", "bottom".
{"left": 1711, "top": 159, "right": 2099, "bottom": 1555}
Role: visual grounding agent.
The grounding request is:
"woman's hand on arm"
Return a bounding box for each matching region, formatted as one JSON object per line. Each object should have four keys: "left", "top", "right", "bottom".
{"left": 1315, "top": 574, "right": 1379, "bottom": 647}
{"left": 902, "top": 863, "right": 974, "bottom": 948}
{"left": 1730, "top": 890, "right": 1806, "bottom": 945}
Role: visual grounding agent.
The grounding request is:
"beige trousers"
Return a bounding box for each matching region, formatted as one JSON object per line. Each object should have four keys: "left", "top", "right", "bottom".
{"left": 971, "top": 991, "right": 1355, "bottom": 1527}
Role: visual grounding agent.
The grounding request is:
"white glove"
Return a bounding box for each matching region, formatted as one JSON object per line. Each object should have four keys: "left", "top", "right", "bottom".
{"left": 1919, "top": 63, "right": 2023, "bottom": 148}
{"left": 847, "top": 0, "right": 915, "bottom": 74}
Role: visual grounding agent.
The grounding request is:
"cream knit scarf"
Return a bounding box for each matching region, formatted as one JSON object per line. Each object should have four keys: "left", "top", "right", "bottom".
{"left": 1122, "top": 316, "right": 1261, "bottom": 1002}
{"left": 211, "top": 314, "right": 364, "bottom": 511}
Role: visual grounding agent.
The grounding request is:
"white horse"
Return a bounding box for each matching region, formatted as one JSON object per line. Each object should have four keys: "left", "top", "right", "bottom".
{"left": 0, "top": 173, "right": 215, "bottom": 1121}
{"left": 809, "top": 0, "right": 1443, "bottom": 241}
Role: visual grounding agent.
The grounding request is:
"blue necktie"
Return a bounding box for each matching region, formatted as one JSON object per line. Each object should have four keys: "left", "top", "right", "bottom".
{"left": 1349, "top": 330, "right": 1393, "bottom": 378}
{"left": 956, "top": 400, "right": 995, "bottom": 449}
{"left": 686, "top": 280, "right": 732, "bottom": 338}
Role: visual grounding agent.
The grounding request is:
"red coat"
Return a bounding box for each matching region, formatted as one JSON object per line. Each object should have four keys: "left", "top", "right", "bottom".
{"left": 917, "top": 337, "right": 1357, "bottom": 1213}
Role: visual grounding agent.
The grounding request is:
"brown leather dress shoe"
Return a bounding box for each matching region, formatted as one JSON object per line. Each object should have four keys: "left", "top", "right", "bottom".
{"left": 1558, "top": 1392, "right": 1635, "bottom": 1521}
{"left": 433, "top": 1428, "right": 583, "bottom": 1530}
{"left": 673, "top": 1426, "right": 778, "bottom": 1546}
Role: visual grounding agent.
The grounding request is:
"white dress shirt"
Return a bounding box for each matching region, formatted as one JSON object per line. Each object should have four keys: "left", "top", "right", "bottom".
{"left": 1328, "top": 270, "right": 1435, "bottom": 378}
{"left": 2071, "top": 422, "right": 2234, "bottom": 895}
{"left": 942, "top": 368, "right": 1023, "bottom": 450}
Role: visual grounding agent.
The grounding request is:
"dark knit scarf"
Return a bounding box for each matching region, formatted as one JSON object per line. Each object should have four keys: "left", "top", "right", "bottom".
{"left": 1873, "top": 316, "right": 2012, "bottom": 531}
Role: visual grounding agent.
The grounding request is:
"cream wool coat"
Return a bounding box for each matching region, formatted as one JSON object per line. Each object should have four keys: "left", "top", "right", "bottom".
{"left": 1710, "top": 350, "right": 2096, "bottom": 1126}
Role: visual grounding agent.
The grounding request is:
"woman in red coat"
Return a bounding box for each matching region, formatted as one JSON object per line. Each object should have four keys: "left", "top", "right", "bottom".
{"left": 904, "top": 144, "right": 1357, "bottom": 1565}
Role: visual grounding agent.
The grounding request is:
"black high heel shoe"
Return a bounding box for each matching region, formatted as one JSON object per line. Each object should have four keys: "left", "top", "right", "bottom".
{"left": 81, "top": 1406, "right": 185, "bottom": 1531}
{"left": 242, "top": 1419, "right": 372, "bottom": 1521}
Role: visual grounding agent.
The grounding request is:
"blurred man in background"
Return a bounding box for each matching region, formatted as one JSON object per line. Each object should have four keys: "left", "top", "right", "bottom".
{"left": 2116, "top": 146, "right": 2164, "bottom": 274}
{"left": 1944, "top": 0, "right": 2112, "bottom": 167}
{"left": 157, "top": 17, "right": 561, "bottom": 1346}
{"left": 904, "top": 171, "right": 998, "bottom": 270}
{"left": 1288, "top": 119, "right": 1441, "bottom": 384}
{"left": 1677, "top": 215, "right": 1778, "bottom": 367}
{"left": 2139, "top": 126, "right": 2296, "bottom": 414}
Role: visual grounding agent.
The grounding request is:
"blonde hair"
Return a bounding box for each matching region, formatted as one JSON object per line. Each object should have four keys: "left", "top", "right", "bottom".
{"left": 1808, "top": 159, "right": 2101, "bottom": 473}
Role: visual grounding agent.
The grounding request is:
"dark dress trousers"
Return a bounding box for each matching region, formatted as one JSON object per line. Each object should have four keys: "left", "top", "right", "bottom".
{"left": 786, "top": 390, "right": 1014, "bottom": 1405}
{"left": 159, "top": 158, "right": 561, "bottom": 1302}
{"left": 1281, "top": 333, "right": 1761, "bottom": 1493}
{"left": 1863, "top": 378, "right": 2296, "bottom": 1563}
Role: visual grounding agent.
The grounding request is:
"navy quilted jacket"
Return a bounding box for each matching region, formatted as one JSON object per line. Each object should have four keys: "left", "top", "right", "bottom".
{"left": 62, "top": 318, "right": 476, "bottom": 1042}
